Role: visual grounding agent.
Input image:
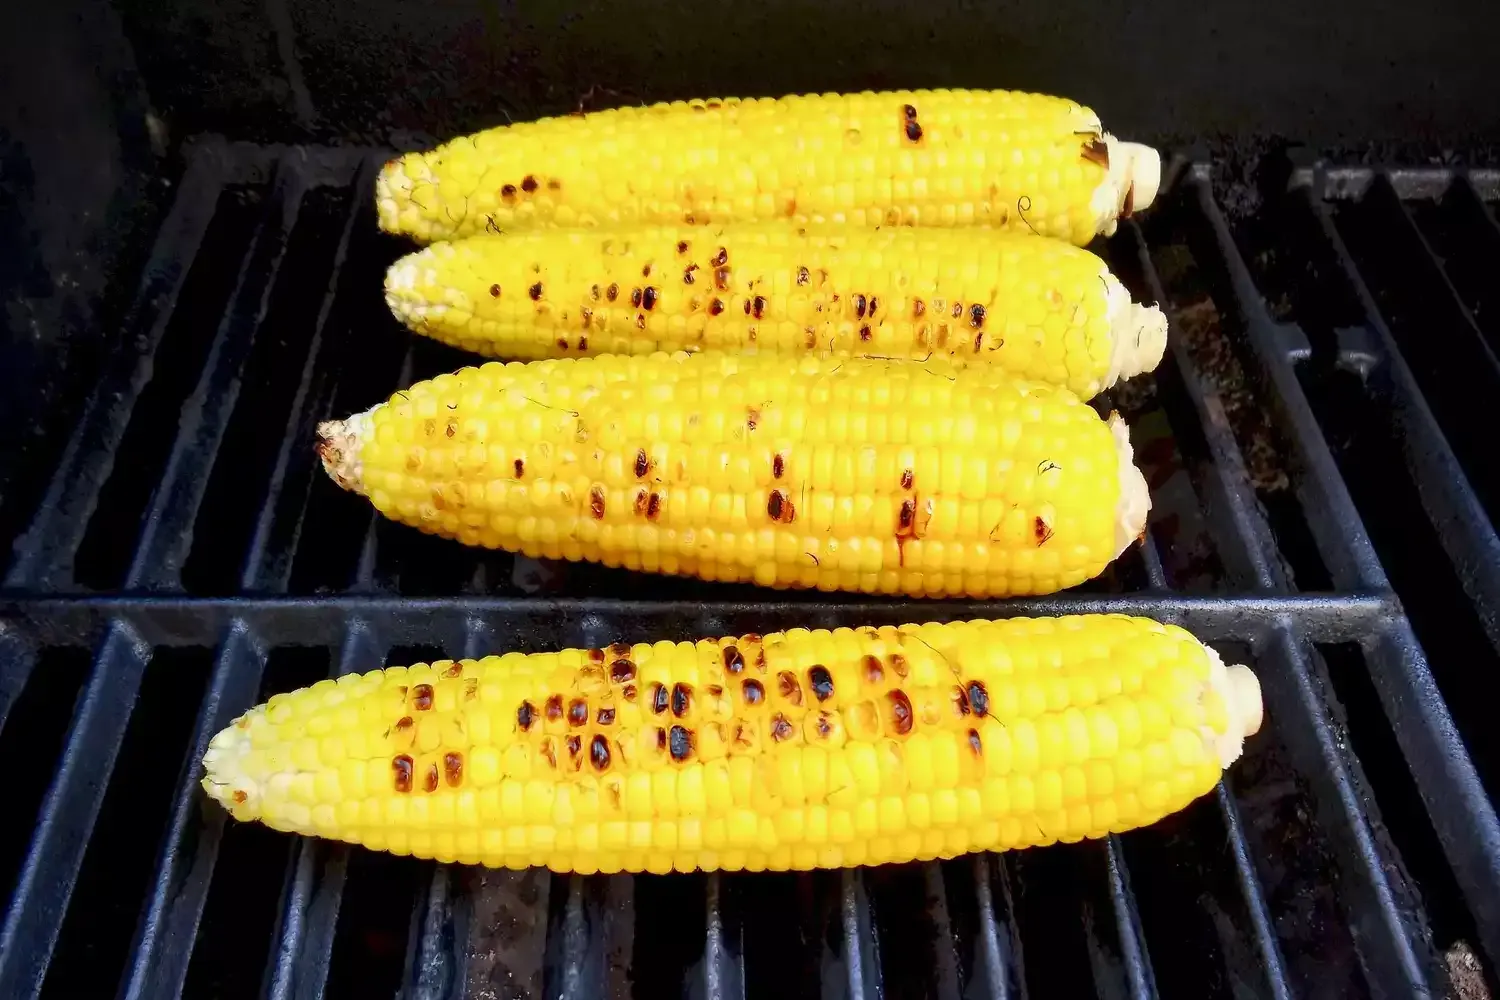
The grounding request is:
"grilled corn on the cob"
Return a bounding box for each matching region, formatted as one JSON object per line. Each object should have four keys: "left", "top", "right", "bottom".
{"left": 315, "top": 353, "right": 1149, "bottom": 597}
{"left": 384, "top": 225, "right": 1168, "bottom": 399}
{"left": 376, "top": 89, "right": 1161, "bottom": 246}
{"left": 201, "top": 615, "right": 1263, "bottom": 873}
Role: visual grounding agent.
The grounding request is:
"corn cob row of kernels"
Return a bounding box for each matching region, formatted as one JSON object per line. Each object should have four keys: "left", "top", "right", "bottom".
{"left": 201, "top": 615, "right": 1262, "bottom": 874}
{"left": 315, "top": 352, "right": 1148, "bottom": 598}
{"left": 383, "top": 224, "right": 1167, "bottom": 400}
{"left": 376, "top": 89, "right": 1160, "bottom": 247}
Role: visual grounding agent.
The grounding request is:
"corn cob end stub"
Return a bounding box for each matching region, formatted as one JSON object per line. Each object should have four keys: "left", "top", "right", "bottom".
{"left": 1110, "top": 411, "right": 1152, "bottom": 559}
{"left": 1103, "top": 270, "right": 1170, "bottom": 389}
{"left": 315, "top": 410, "right": 376, "bottom": 494}
{"left": 1093, "top": 137, "right": 1162, "bottom": 236}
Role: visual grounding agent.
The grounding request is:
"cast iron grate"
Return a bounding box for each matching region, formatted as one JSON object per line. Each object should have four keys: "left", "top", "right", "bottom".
{"left": 0, "top": 139, "right": 1498, "bottom": 999}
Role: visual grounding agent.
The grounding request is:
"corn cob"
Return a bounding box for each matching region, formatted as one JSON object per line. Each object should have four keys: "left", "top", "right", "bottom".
{"left": 384, "top": 225, "right": 1168, "bottom": 400}
{"left": 200, "top": 615, "right": 1263, "bottom": 873}
{"left": 315, "top": 352, "right": 1150, "bottom": 598}
{"left": 376, "top": 89, "right": 1161, "bottom": 247}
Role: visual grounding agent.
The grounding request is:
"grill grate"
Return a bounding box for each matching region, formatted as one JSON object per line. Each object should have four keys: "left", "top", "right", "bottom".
{"left": 1, "top": 139, "right": 1498, "bottom": 999}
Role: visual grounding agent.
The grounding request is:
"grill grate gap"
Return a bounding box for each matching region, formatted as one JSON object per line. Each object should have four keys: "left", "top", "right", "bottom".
{"left": 631, "top": 872, "right": 707, "bottom": 998}
{"left": 182, "top": 645, "right": 332, "bottom": 999}
{"left": 1329, "top": 188, "right": 1500, "bottom": 532}
{"left": 1155, "top": 199, "right": 1334, "bottom": 592}
{"left": 864, "top": 862, "right": 961, "bottom": 998}
{"left": 1223, "top": 655, "right": 1370, "bottom": 998}
{"left": 1291, "top": 361, "right": 1500, "bottom": 802}
{"left": 1004, "top": 844, "right": 1102, "bottom": 996}
{"left": 0, "top": 647, "right": 93, "bottom": 904}
{"left": 182, "top": 185, "right": 353, "bottom": 595}
{"left": 38, "top": 646, "right": 212, "bottom": 999}
{"left": 1407, "top": 185, "right": 1500, "bottom": 357}
{"left": 323, "top": 851, "right": 429, "bottom": 998}
{"left": 71, "top": 187, "right": 265, "bottom": 590}
{"left": 1317, "top": 642, "right": 1499, "bottom": 994}
{"left": 738, "top": 871, "right": 836, "bottom": 999}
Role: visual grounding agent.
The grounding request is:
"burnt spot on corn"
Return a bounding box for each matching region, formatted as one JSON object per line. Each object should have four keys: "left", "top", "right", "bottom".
{"left": 522, "top": 175, "right": 539, "bottom": 193}
{"left": 905, "top": 119, "right": 923, "bottom": 143}
{"left": 651, "top": 683, "right": 669, "bottom": 714}
{"left": 646, "top": 492, "right": 663, "bottom": 521}
{"left": 633, "top": 488, "right": 649, "bottom": 516}
{"left": 395, "top": 715, "right": 414, "bottom": 732}
{"left": 804, "top": 326, "right": 818, "bottom": 348}
{"left": 464, "top": 678, "right": 479, "bottom": 701}
{"left": 746, "top": 407, "right": 760, "bottom": 431}
{"left": 859, "top": 325, "right": 872, "bottom": 341}
{"left": 715, "top": 267, "right": 732, "bottom": 291}
{"left": 913, "top": 298, "right": 926, "bottom": 318}
{"left": 567, "top": 699, "right": 588, "bottom": 727}
{"left": 854, "top": 293, "right": 867, "bottom": 318}
{"left": 797, "top": 266, "right": 810, "bottom": 285}
{"left": 580, "top": 308, "right": 593, "bottom": 329}
{"left": 869, "top": 296, "right": 879, "bottom": 316}
{"left": 518, "top": 701, "right": 536, "bottom": 730}
{"left": 888, "top": 652, "right": 910, "bottom": 678}
{"left": 668, "top": 725, "right": 694, "bottom": 761}
{"left": 622, "top": 683, "right": 638, "bottom": 701}
{"left": 901, "top": 468, "right": 914, "bottom": 490}
{"left": 813, "top": 712, "right": 835, "bottom": 740}
{"left": 903, "top": 103, "right": 918, "bottom": 119}
{"left": 424, "top": 762, "right": 440, "bottom": 793}
{"left": 968, "top": 728, "right": 983, "bottom": 756}
{"left": 634, "top": 449, "right": 650, "bottom": 478}
{"left": 514, "top": 458, "right": 525, "bottom": 478}
{"left": 642, "top": 263, "right": 653, "bottom": 277}
{"left": 888, "top": 690, "right": 914, "bottom": 734}
{"left": 489, "top": 283, "right": 501, "bottom": 298}
{"left": 631, "top": 287, "right": 643, "bottom": 308}
{"left": 772, "top": 453, "right": 785, "bottom": 479}
{"left": 684, "top": 264, "right": 698, "bottom": 284}
{"left": 597, "top": 706, "right": 616, "bottom": 726}
{"left": 743, "top": 298, "right": 751, "bottom": 316}
{"left": 770, "top": 714, "right": 796, "bottom": 742}
{"left": 590, "top": 484, "right": 606, "bottom": 519}
{"left": 752, "top": 295, "right": 766, "bottom": 319}
{"left": 951, "top": 301, "right": 963, "bottom": 319}
{"left": 590, "top": 734, "right": 611, "bottom": 771}
{"left": 548, "top": 178, "right": 562, "bottom": 190}
{"left": 969, "top": 303, "right": 986, "bottom": 328}
{"left": 566, "top": 734, "right": 583, "bottom": 770}
{"left": 590, "top": 284, "right": 601, "bottom": 301}
{"left": 392, "top": 755, "right": 414, "bottom": 792}
{"left": 1034, "top": 517, "right": 1054, "bottom": 545}
{"left": 677, "top": 240, "right": 690, "bottom": 254}
{"left": 232, "top": 790, "right": 248, "bottom": 804}
{"left": 606, "top": 283, "right": 619, "bottom": 301}
{"left": 501, "top": 184, "right": 518, "bottom": 202}
{"left": 862, "top": 654, "right": 884, "bottom": 685}
{"left": 712, "top": 247, "right": 728, "bottom": 267}
{"left": 967, "top": 681, "right": 989, "bottom": 716}
{"left": 540, "top": 738, "right": 558, "bottom": 769}
{"left": 742, "top": 678, "right": 765, "bottom": 704}
{"left": 412, "top": 684, "right": 434, "bottom": 711}
{"left": 443, "top": 662, "right": 463, "bottom": 678}
{"left": 767, "top": 489, "right": 795, "bottom": 523}
{"left": 709, "top": 298, "right": 725, "bottom": 316}
{"left": 721, "top": 646, "right": 746, "bottom": 676}
{"left": 1081, "top": 137, "right": 1111, "bottom": 167}
{"left": 973, "top": 331, "right": 984, "bottom": 352}
{"left": 671, "top": 683, "right": 692, "bottom": 717}
{"left": 610, "top": 659, "right": 636, "bottom": 683}
{"left": 444, "top": 751, "right": 464, "bottom": 787}
{"left": 898, "top": 497, "right": 916, "bottom": 532}
{"left": 529, "top": 282, "right": 543, "bottom": 300}
{"left": 952, "top": 685, "right": 971, "bottom": 716}
{"left": 655, "top": 727, "right": 668, "bottom": 751}
{"left": 545, "top": 695, "right": 564, "bottom": 722}
{"left": 808, "top": 665, "right": 834, "bottom": 701}
{"left": 777, "top": 671, "right": 803, "bottom": 706}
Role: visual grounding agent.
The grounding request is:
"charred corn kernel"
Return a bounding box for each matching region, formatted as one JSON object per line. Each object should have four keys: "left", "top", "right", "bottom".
{"left": 202, "top": 616, "right": 1262, "bottom": 872}
{"left": 384, "top": 225, "right": 1167, "bottom": 399}
{"left": 316, "top": 352, "right": 1151, "bottom": 599}
{"left": 376, "top": 89, "right": 1161, "bottom": 247}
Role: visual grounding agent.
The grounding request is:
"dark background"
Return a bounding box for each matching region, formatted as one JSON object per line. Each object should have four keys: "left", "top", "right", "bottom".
{"left": 3, "top": 0, "right": 1500, "bottom": 527}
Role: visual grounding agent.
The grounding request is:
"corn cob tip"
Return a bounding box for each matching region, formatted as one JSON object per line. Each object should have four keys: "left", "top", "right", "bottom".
{"left": 1096, "top": 138, "right": 1162, "bottom": 235}
{"left": 1104, "top": 275, "right": 1169, "bottom": 386}
{"left": 316, "top": 411, "right": 376, "bottom": 494}
{"left": 1204, "top": 648, "right": 1265, "bottom": 767}
{"left": 1110, "top": 412, "right": 1151, "bottom": 559}
{"left": 376, "top": 154, "right": 430, "bottom": 237}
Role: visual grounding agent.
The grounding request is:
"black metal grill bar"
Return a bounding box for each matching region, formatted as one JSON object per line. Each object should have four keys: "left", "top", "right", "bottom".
{"left": 970, "top": 854, "right": 1018, "bottom": 1000}
{"left": 1102, "top": 840, "right": 1157, "bottom": 998}
{"left": 0, "top": 593, "right": 1398, "bottom": 650}
{"left": 838, "top": 869, "right": 878, "bottom": 1000}
{"left": 4, "top": 153, "right": 227, "bottom": 591}
{"left": 701, "top": 872, "right": 744, "bottom": 1000}
{"left": 0, "top": 627, "right": 35, "bottom": 735}
{"left": 120, "top": 623, "right": 267, "bottom": 1000}
{"left": 354, "top": 345, "right": 417, "bottom": 590}
{"left": 1213, "top": 782, "right": 1293, "bottom": 1000}
{"left": 240, "top": 158, "right": 373, "bottom": 592}
{"left": 1299, "top": 179, "right": 1500, "bottom": 652}
{"left": 0, "top": 620, "right": 151, "bottom": 999}
{"left": 1464, "top": 175, "right": 1500, "bottom": 240}
{"left": 125, "top": 160, "right": 305, "bottom": 589}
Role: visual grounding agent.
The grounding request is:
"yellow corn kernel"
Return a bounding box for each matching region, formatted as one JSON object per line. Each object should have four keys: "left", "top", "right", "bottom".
{"left": 316, "top": 352, "right": 1149, "bottom": 600}
{"left": 383, "top": 226, "right": 1166, "bottom": 399}
{"left": 375, "top": 89, "right": 1161, "bottom": 247}
{"left": 201, "top": 616, "right": 1263, "bottom": 873}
